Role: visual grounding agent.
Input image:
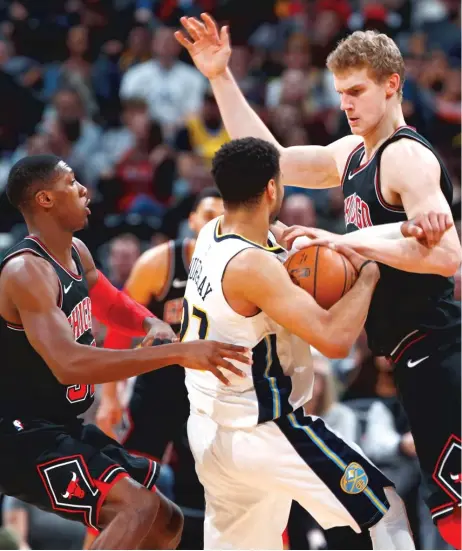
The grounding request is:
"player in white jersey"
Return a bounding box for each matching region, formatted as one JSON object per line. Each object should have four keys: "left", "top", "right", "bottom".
{"left": 181, "top": 137, "right": 414, "bottom": 550}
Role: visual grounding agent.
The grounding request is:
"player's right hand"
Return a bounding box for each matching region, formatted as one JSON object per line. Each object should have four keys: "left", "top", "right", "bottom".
{"left": 401, "top": 211, "right": 453, "bottom": 248}
{"left": 330, "top": 244, "right": 381, "bottom": 281}
{"left": 96, "top": 396, "right": 123, "bottom": 440}
{"left": 178, "top": 340, "right": 250, "bottom": 385}
{"left": 175, "top": 13, "right": 231, "bottom": 80}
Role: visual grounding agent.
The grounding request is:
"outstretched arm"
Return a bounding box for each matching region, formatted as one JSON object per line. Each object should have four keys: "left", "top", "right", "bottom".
{"left": 283, "top": 144, "right": 461, "bottom": 277}
{"left": 175, "top": 13, "right": 360, "bottom": 189}
{"left": 2, "top": 255, "right": 250, "bottom": 385}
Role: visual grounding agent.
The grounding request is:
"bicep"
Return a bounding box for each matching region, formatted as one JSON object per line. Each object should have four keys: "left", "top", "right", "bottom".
{"left": 385, "top": 144, "right": 460, "bottom": 250}
{"left": 280, "top": 145, "right": 340, "bottom": 189}
{"left": 238, "top": 254, "right": 330, "bottom": 349}
{"left": 5, "top": 257, "right": 76, "bottom": 375}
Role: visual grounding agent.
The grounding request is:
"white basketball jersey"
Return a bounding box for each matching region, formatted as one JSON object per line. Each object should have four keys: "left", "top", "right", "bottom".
{"left": 182, "top": 217, "right": 314, "bottom": 428}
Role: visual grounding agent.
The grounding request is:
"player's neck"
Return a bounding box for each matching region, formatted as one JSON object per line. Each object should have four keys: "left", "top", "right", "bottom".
{"left": 26, "top": 218, "right": 74, "bottom": 267}
{"left": 362, "top": 104, "right": 406, "bottom": 161}
{"left": 221, "top": 211, "right": 270, "bottom": 248}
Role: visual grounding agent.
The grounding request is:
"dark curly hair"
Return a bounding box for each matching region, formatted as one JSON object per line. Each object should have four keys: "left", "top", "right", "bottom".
{"left": 211, "top": 137, "right": 281, "bottom": 208}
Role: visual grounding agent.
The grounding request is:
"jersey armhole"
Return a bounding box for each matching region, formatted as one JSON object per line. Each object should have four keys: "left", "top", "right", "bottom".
{"left": 220, "top": 247, "right": 263, "bottom": 319}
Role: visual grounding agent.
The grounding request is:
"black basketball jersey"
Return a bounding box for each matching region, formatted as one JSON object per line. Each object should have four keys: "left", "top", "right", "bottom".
{"left": 342, "top": 125, "right": 460, "bottom": 355}
{"left": 0, "top": 236, "right": 95, "bottom": 422}
{"left": 146, "top": 239, "right": 190, "bottom": 334}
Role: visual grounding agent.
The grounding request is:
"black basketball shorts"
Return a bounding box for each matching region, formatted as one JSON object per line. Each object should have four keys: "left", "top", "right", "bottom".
{"left": 390, "top": 325, "right": 461, "bottom": 523}
{"left": 0, "top": 418, "right": 160, "bottom": 531}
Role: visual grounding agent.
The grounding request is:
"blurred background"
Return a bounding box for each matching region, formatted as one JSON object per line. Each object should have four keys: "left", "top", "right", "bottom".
{"left": 0, "top": 0, "right": 459, "bottom": 549}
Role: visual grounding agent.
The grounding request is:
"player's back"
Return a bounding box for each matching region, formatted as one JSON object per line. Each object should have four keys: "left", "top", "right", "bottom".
{"left": 182, "top": 217, "right": 314, "bottom": 428}
{"left": 0, "top": 237, "right": 95, "bottom": 423}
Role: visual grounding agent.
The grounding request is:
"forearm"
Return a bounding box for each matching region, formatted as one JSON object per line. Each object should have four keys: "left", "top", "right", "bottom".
{"left": 325, "top": 271, "right": 377, "bottom": 355}
{"left": 57, "top": 343, "right": 181, "bottom": 385}
{"left": 210, "top": 69, "right": 282, "bottom": 148}
{"left": 337, "top": 222, "right": 404, "bottom": 246}
{"left": 90, "top": 271, "right": 154, "bottom": 336}
{"left": 349, "top": 238, "right": 459, "bottom": 276}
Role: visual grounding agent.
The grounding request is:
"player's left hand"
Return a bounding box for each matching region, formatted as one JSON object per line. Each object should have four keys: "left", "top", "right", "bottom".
{"left": 281, "top": 226, "right": 338, "bottom": 250}
{"left": 141, "top": 317, "right": 178, "bottom": 347}
{"left": 401, "top": 211, "right": 453, "bottom": 248}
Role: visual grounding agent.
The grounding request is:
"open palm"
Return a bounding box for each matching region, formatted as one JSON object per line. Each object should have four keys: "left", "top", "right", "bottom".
{"left": 175, "top": 13, "right": 231, "bottom": 79}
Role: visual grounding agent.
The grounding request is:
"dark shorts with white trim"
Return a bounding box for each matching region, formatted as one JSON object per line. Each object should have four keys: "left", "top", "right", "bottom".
{"left": 0, "top": 418, "right": 160, "bottom": 532}
{"left": 389, "top": 325, "right": 461, "bottom": 523}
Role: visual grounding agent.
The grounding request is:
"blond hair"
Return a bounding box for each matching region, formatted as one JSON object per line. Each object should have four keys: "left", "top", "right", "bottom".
{"left": 326, "top": 30, "right": 405, "bottom": 100}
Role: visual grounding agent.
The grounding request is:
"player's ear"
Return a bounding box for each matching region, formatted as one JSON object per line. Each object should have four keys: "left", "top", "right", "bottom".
{"left": 35, "top": 189, "right": 54, "bottom": 210}
{"left": 267, "top": 179, "right": 277, "bottom": 200}
{"left": 386, "top": 73, "right": 400, "bottom": 98}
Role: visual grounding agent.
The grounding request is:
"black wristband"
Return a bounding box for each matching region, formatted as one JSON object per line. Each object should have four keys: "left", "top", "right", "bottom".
{"left": 358, "top": 260, "right": 376, "bottom": 275}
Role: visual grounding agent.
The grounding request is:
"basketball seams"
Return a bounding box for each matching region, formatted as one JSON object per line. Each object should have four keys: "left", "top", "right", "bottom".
{"left": 340, "top": 254, "right": 348, "bottom": 298}
{"left": 313, "top": 246, "right": 320, "bottom": 301}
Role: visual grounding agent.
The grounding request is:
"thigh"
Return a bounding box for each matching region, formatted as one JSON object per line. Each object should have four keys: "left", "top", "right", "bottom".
{"left": 274, "top": 409, "right": 393, "bottom": 533}
{"left": 0, "top": 419, "right": 129, "bottom": 531}
{"left": 82, "top": 423, "right": 160, "bottom": 494}
{"left": 392, "top": 329, "right": 461, "bottom": 522}
{"left": 187, "top": 413, "right": 291, "bottom": 550}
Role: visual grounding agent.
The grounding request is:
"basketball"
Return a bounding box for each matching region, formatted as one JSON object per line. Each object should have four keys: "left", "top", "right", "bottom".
{"left": 284, "top": 246, "right": 357, "bottom": 309}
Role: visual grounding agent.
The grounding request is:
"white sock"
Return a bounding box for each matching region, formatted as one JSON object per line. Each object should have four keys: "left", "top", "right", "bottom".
{"left": 369, "top": 487, "right": 415, "bottom": 550}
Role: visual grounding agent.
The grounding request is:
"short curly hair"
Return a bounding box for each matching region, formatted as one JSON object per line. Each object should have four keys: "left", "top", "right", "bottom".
{"left": 326, "top": 30, "right": 405, "bottom": 100}
{"left": 211, "top": 137, "right": 280, "bottom": 208}
{"left": 6, "top": 154, "right": 62, "bottom": 211}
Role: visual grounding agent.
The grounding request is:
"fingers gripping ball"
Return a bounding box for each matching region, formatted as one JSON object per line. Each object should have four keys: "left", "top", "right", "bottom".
{"left": 284, "top": 246, "right": 357, "bottom": 309}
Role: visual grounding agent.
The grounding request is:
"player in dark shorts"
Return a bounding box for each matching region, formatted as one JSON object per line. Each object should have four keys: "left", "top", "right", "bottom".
{"left": 175, "top": 16, "right": 461, "bottom": 548}
{"left": 0, "top": 155, "right": 250, "bottom": 549}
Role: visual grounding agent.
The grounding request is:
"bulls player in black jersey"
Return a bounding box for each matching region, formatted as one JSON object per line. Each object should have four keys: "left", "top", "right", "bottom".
{"left": 176, "top": 15, "right": 461, "bottom": 548}
{"left": 0, "top": 155, "right": 250, "bottom": 550}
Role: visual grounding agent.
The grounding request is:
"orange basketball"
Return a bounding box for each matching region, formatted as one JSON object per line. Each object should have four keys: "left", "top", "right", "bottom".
{"left": 284, "top": 246, "right": 357, "bottom": 309}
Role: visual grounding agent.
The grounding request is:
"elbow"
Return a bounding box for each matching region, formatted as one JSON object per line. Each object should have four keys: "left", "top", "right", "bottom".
{"left": 316, "top": 340, "right": 351, "bottom": 359}
{"left": 53, "top": 363, "right": 74, "bottom": 385}
{"left": 439, "top": 253, "right": 461, "bottom": 278}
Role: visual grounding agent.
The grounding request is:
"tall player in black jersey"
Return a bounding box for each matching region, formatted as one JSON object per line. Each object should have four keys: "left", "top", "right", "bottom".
{"left": 176, "top": 16, "right": 461, "bottom": 548}
{"left": 0, "top": 155, "right": 250, "bottom": 550}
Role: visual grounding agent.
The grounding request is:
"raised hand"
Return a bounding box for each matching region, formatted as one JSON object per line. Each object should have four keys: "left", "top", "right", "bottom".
{"left": 175, "top": 13, "right": 231, "bottom": 79}
{"left": 177, "top": 340, "right": 250, "bottom": 385}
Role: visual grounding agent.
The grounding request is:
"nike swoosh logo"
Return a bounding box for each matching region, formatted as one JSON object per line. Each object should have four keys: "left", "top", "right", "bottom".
{"left": 172, "top": 279, "right": 187, "bottom": 289}
{"left": 64, "top": 282, "right": 73, "bottom": 294}
{"left": 407, "top": 356, "right": 429, "bottom": 368}
{"left": 347, "top": 171, "right": 355, "bottom": 180}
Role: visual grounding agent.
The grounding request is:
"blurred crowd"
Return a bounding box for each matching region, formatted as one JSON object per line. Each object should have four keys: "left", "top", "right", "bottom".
{"left": 0, "top": 0, "right": 460, "bottom": 549}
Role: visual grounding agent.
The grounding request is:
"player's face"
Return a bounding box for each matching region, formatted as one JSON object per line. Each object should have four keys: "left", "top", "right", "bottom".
{"left": 189, "top": 197, "right": 224, "bottom": 236}
{"left": 48, "top": 164, "right": 90, "bottom": 231}
{"left": 333, "top": 68, "right": 395, "bottom": 136}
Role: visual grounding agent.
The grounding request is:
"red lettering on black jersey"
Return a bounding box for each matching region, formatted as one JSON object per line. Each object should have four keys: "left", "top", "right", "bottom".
{"left": 344, "top": 193, "right": 373, "bottom": 229}
{"left": 68, "top": 297, "right": 92, "bottom": 341}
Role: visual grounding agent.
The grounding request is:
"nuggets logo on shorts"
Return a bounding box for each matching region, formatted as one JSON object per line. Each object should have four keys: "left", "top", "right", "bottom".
{"left": 340, "top": 462, "right": 368, "bottom": 494}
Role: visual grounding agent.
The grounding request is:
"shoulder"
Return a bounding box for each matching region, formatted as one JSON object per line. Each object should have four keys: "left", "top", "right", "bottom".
{"left": 226, "top": 247, "right": 284, "bottom": 282}
{"left": 381, "top": 138, "right": 440, "bottom": 186}
{"left": 133, "top": 241, "right": 172, "bottom": 273}
{"left": 1, "top": 253, "right": 57, "bottom": 300}
{"left": 326, "top": 134, "right": 364, "bottom": 175}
